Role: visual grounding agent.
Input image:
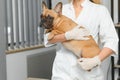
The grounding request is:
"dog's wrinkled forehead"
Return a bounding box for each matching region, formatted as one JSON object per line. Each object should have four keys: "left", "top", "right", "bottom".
{"left": 41, "top": 1, "right": 62, "bottom": 19}
{"left": 42, "top": 9, "right": 57, "bottom": 18}
{"left": 41, "top": 14, "right": 54, "bottom": 21}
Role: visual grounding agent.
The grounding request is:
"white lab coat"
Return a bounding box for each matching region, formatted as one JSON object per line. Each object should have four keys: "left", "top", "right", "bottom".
{"left": 44, "top": 0, "right": 119, "bottom": 80}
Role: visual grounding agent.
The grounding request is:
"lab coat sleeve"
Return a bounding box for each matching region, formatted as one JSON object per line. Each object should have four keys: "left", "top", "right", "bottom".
{"left": 44, "top": 33, "right": 56, "bottom": 47}
{"left": 99, "top": 6, "right": 119, "bottom": 54}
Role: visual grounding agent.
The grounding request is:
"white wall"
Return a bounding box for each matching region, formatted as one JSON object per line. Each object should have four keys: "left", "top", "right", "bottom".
{"left": 102, "top": 0, "right": 118, "bottom": 23}
{"left": 6, "top": 52, "right": 27, "bottom": 80}
{"left": 101, "top": 0, "right": 111, "bottom": 12}
{"left": 6, "top": 46, "right": 55, "bottom": 80}
{"left": 113, "top": 0, "right": 118, "bottom": 23}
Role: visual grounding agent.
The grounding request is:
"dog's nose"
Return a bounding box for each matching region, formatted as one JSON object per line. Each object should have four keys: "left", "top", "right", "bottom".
{"left": 39, "top": 19, "right": 44, "bottom": 27}
{"left": 40, "top": 14, "right": 43, "bottom": 18}
{"left": 39, "top": 14, "right": 43, "bottom": 27}
{"left": 39, "top": 22, "right": 43, "bottom": 27}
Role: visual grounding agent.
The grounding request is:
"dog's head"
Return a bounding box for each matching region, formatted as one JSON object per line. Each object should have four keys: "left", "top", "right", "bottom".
{"left": 40, "top": 1, "right": 63, "bottom": 29}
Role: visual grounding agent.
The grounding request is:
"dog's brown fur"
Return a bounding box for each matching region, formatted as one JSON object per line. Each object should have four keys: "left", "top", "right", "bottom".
{"left": 40, "top": 2, "right": 101, "bottom": 58}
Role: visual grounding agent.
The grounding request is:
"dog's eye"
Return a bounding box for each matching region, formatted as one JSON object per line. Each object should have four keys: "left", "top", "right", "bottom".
{"left": 47, "top": 14, "right": 54, "bottom": 20}
{"left": 40, "top": 14, "right": 43, "bottom": 18}
{"left": 51, "top": 17, "right": 54, "bottom": 19}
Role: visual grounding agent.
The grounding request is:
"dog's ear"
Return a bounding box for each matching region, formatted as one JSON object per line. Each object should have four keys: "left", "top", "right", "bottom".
{"left": 54, "top": 2, "right": 62, "bottom": 14}
{"left": 42, "top": 1, "right": 48, "bottom": 10}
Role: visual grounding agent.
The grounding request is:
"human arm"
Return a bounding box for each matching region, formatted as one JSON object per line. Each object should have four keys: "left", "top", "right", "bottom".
{"left": 78, "top": 47, "right": 114, "bottom": 71}
{"left": 78, "top": 6, "right": 119, "bottom": 71}
{"left": 48, "top": 33, "right": 66, "bottom": 44}
{"left": 98, "top": 47, "right": 113, "bottom": 61}
{"left": 44, "top": 26, "right": 90, "bottom": 46}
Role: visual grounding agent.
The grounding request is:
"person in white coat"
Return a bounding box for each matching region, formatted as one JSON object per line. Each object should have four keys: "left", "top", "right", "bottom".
{"left": 44, "top": 0, "right": 119, "bottom": 80}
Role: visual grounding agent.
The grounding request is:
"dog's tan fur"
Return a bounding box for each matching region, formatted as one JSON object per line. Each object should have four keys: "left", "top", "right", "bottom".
{"left": 41, "top": 2, "right": 101, "bottom": 58}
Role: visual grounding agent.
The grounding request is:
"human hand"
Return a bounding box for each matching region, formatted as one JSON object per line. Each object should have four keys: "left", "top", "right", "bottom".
{"left": 65, "top": 25, "right": 90, "bottom": 40}
{"left": 77, "top": 56, "right": 101, "bottom": 71}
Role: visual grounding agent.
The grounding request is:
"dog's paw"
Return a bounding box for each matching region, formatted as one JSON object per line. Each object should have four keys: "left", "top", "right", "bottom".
{"left": 47, "top": 33, "right": 54, "bottom": 41}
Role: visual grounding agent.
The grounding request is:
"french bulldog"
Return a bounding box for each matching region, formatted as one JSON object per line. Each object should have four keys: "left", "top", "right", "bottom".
{"left": 40, "top": 2, "right": 100, "bottom": 58}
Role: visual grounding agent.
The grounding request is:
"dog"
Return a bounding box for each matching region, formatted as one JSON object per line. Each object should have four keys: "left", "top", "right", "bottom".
{"left": 40, "top": 1, "right": 101, "bottom": 58}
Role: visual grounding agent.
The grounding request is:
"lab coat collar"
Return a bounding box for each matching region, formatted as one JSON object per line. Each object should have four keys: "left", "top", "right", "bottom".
{"left": 69, "top": 0, "right": 91, "bottom": 8}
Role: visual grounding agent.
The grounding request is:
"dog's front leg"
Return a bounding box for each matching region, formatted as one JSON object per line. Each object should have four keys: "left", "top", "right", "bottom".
{"left": 48, "top": 30, "right": 59, "bottom": 41}
{"left": 45, "top": 29, "right": 52, "bottom": 33}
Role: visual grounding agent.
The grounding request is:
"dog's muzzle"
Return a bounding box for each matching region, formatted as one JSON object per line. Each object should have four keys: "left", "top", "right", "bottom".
{"left": 40, "top": 14, "right": 54, "bottom": 29}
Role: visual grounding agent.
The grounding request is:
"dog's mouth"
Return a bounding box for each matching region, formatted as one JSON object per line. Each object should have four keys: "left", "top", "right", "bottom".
{"left": 40, "top": 14, "right": 54, "bottom": 29}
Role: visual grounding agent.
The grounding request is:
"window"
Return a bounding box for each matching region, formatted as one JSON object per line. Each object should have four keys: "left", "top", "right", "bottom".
{"left": 5, "top": 0, "right": 48, "bottom": 54}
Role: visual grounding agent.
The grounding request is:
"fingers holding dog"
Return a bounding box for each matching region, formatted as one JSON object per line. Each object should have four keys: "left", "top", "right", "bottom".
{"left": 65, "top": 25, "right": 90, "bottom": 40}
{"left": 77, "top": 56, "right": 101, "bottom": 71}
